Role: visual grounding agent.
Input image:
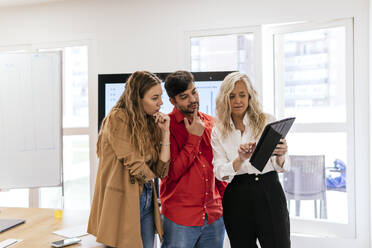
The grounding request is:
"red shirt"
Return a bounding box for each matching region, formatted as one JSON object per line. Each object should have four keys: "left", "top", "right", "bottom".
{"left": 160, "top": 107, "right": 227, "bottom": 226}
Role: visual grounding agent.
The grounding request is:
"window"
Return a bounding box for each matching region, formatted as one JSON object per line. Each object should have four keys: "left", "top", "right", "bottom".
{"left": 186, "top": 20, "right": 356, "bottom": 239}
{"left": 40, "top": 45, "right": 90, "bottom": 210}
{"left": 191, "top": 34, "right": 255, "bottom": 78}
{"left": 63, "top": 46, "right": 89, "bottom": 128}
{"left": 188, "top": 30, "right": 258, "bottom": 114}
{"left": 40, "top": 135, "right": 90, "bottom": 210}
{"left": 276, "top": 28, "right": 346, "bottom": 124}
{"left": 271, "top": 19, "right": 354, "bottom": 236}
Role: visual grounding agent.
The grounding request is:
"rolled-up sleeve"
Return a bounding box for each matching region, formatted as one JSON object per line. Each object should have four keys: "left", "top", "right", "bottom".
{"left": 152, "top": 160, "right": 170, "bottom": 179}
{"left": 270, "top": 153, "right": 290, "bottom": 173}
{"left": 211, "top": 127, "right": 237, "bottom": 183}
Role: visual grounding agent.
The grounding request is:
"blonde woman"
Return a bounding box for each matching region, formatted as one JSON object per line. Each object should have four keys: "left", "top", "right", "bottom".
{"left": 88, "top": 71, "right": 170, "bottom": 248}
{"left": 211, "top": 72, "right": 290, "bottom": 248}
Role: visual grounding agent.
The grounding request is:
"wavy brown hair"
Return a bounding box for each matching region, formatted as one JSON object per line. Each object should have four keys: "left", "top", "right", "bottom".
{"left": 98, "top": 71, "right": 162, "bottom": 160}
{"left": 215, "top": 72, "right": 266, "bottom": 140}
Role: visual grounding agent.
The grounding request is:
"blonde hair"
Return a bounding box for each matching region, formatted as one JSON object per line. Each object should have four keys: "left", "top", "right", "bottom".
{"left": 97, "top": 71, "right": 162, "bottom": 160}
{"left": 215, "top": 72, "right": 266, "bottom": 139}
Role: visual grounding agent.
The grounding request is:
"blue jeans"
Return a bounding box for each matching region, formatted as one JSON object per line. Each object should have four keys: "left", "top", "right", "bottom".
{"left": 161, "top": 215, "right": 225, "bottom": 248}
{"left": 140, "top": 181, "right": 155, "bottom": 248}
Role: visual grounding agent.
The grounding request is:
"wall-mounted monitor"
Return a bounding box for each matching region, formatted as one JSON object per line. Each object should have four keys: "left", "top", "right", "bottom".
{"left": 98, "top": 71, "right": 234, "bottom": 129}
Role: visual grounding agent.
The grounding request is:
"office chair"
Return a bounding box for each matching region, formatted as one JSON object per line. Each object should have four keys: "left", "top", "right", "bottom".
{"left": 283, "top": 155, "right": 327, "bottom": 219}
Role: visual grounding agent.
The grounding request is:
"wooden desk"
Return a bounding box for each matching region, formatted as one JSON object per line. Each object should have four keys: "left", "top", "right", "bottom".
{"left": 0, "top": 207, "right": 104, "bottom": 248}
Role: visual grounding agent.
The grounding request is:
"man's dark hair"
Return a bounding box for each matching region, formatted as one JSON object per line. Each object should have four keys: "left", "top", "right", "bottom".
{"left": 164, "top": 71, "right": 194, "bottom": 98}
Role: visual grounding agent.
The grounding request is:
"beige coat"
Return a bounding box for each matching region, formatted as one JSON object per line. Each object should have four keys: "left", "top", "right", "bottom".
{"left": 87, "top": 108, "right": 169, "bottom": 248}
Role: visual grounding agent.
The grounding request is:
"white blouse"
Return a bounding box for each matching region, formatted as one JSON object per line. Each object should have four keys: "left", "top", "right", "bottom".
{"left": 211, "top": 114, "right": 290, "bottom": 183}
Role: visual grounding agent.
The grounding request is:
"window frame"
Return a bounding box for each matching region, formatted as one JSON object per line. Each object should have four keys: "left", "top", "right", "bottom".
{"left": 34, "top": 40, "right": 97, "bottom": 209}
{"left": 184, "top": 19, "right": 359, "bottom": 240}
{"left": 184, "top": 26, "right": 263, "bottom": 99}
{"left": 265, "top": 18, "right": 356, "bottom": 238}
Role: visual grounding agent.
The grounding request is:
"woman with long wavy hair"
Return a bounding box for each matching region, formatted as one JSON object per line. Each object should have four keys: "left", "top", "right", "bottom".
{"left": 88, "top": 71, "right": 170, "bottom": 248}
{"left": 211, "top": 72, "right": 291, "bottom": 248}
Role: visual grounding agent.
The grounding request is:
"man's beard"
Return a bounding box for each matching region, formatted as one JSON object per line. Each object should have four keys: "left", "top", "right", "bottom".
{"left": 177, "top": 102, "right": 199, "bottom": 115}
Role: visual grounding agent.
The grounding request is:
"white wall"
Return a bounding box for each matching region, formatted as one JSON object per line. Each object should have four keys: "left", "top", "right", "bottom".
{"left": 0, "top": 0, "right": 369, "bottom": 247}
{"left": 0, "top": 0, "right": 368, "bottom": 72}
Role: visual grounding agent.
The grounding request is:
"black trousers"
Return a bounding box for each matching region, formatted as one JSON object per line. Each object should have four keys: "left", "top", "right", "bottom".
{"left": 222, "top": 171, "right": 290, "bottom": 248}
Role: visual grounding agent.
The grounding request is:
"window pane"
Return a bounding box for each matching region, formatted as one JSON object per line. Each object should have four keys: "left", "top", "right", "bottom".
{"left": 0, "top": 189, "right": 29, "bottom": 207}
{"left": 191, "top": 34, "right": 254, "bottom": 78}
{"left": 275, "top": 27, "right": 346, "bottom": 123}
{"left": 63, "top": 46, "right": 89, "bottom": 128}
{"left": 40, "top": 135, "right": 90, "bottom": 210}
{"left": 63, "top": 135, "right": 90, "bottom": 210}
{"left": 39, "top": 187, "right": 62, "bottom": 209}
{"left": 282, "top": 132, "right": 348, "bottom": 223}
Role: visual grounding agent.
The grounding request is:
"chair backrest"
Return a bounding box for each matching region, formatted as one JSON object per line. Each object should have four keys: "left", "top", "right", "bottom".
{"left": 283, "top": 155, "right": 326, "bottom": 195}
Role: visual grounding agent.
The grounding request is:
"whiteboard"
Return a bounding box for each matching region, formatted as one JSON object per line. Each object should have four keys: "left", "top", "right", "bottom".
{"left": 0, "top": 52, "right": 62, "bottom": 189}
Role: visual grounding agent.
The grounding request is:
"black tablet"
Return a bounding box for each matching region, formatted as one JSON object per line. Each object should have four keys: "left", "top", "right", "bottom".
{"left": 249, "top": 117, "right": 295, "bottom": 172}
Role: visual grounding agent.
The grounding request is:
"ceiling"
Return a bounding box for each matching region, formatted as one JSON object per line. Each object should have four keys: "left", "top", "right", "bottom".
{"left": 0, "top": 0, "right": 65, "bottom": 8}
